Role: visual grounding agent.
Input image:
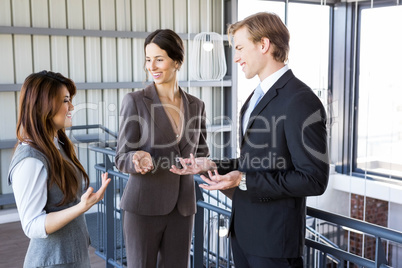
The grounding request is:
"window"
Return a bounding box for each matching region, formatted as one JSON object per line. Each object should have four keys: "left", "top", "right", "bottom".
{"left": 288, "top": 2, "right": 330, "bottom": 103}
{"left": 355, "top": 5, "right": 402, "bottom": 179}
{"left": 237, "top": 0, "right": 330, "bottom": 111}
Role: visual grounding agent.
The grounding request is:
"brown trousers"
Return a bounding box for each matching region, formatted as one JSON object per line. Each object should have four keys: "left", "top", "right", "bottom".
{"left": 123, "top": 207, "right": 194, "bottom": 268}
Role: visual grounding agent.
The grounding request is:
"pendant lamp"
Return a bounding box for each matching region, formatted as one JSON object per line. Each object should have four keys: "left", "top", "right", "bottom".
{"left": 190, "top": 32, "right": 227, "bottom": 81}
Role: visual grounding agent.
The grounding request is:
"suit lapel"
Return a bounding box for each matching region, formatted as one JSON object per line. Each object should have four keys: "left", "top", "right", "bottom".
{"left": 240, "top": 70, "right": 294, "bottom": 145}
{"left": 143, "top": 83, "right": 180, "bottom": 152}
{"left": 179, "top": 90, "right": 197, "bottom": 152}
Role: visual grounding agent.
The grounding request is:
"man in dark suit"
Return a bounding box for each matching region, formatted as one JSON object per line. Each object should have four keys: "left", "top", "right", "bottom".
{"left": 171, "top": 12, "right": 329, "bottom": 268}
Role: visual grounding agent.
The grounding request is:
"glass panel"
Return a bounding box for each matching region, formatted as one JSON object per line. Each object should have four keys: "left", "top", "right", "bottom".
{"left": 288, "top": 3, "right": 330, "bottom": 96}
{"left": 356, "top": 5, "right": 402, "bottom": 179}
{"left": 287, "top": 4, "right": 330, "bottom": 171}
{"left": 287, "top": 3, "right": 331, "bottom": 214}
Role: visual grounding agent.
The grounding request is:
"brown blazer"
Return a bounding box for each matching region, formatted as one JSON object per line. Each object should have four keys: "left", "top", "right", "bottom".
{"left": 115, "top": 83, "right": 209, "bottom": 217}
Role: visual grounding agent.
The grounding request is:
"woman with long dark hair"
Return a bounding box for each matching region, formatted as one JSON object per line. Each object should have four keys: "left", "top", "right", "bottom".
{"left": 8, "top": 70, "right": 110, "bottom": 267}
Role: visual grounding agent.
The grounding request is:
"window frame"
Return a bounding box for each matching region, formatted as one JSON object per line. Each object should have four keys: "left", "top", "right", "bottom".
{"left": 350, "top": 0, "right": 402, "bottom": 181}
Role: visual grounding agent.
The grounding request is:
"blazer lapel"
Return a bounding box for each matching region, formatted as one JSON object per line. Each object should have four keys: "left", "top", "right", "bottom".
{"left": 179, "top": 90, "right": 197, "bottom": 152}
{"left": 143, "top": 83, "right": 180, "bottom": 152}
{"left": 241, "top": 70, "right": 294, "bottom": 145}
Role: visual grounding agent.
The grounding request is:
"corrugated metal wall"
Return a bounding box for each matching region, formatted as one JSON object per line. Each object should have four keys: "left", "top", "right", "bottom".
{"left": 0, "top": 0, "right": 235, "bottom": 197}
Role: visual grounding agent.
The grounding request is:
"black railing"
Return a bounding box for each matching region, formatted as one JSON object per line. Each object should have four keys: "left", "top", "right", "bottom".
{"left": 305, "top": 207, "right": 402, "bottom": 267}
{"left": 305, "top": 220, "right": 341, "bottom": 267}
{"left": 89, "top": 144, "right": 236, "bottom": 268}
{"left": 86, "top": 140, "right": 402, "bottom": 268}
{"left": 5, "top": 124, "right": 398, "bottom": 267}
{"left": 193, "top": 176, "right": 233, "bottom": 268}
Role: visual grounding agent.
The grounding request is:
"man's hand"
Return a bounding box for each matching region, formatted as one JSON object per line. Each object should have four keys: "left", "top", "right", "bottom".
{"left": 199, "top": 170, "right": 242, "bottom": 191}
{"left": 170, "top": 153, "right": 216, "bottom": 175}
{"left": 133, "top": 151, "right": 154, "bottom": 174}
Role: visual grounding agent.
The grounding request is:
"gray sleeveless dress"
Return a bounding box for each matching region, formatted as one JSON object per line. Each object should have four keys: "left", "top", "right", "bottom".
{"left": 8, "top": 144, "right": 91, "bottom": 268}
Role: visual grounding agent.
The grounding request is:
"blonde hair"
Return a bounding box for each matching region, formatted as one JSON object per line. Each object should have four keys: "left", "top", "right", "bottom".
{"left": 228, "top": 12, "right": 290, "bottom": 63}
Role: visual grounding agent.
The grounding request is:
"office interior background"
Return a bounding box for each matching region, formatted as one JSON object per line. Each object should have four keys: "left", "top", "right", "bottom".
{"left": 0, "top": 0, "right": 402, "bottom": 267}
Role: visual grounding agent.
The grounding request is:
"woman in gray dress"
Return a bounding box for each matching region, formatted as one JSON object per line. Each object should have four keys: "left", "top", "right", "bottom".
{"left": 8, "top": 71, "right": 110, "bottom": 267}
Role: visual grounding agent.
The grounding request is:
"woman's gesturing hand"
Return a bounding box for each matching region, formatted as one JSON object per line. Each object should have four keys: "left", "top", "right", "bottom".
{"left": 80, "top": 172, "right": 111, "bottom": 212}
{"left": 132, "top": 151, "right": 154, "bottom": 174}
{"left": 170, "top": 154, "right": 216, "bottom": 175}
{"left": 45, "top": 173, "right": 111, "bottom": 235}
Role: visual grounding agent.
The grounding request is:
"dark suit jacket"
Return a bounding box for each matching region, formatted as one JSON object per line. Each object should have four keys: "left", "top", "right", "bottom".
{"left": 115, "top": 83, "right": 209, "bottom": 217}
{"left": 216, "top": 70, "right": 329, "bottom": 258}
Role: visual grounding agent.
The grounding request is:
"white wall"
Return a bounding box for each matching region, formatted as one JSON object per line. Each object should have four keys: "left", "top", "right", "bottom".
{"left": 307, "top": 174, "right": 350, "bottom": 217}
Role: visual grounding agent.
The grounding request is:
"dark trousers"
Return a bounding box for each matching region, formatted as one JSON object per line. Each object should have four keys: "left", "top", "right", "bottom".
{"left": 231, "top": 233, "right": 304, "bottom": 268}
{"left": 123, "top": 207, "right": 194, "bottom": 268}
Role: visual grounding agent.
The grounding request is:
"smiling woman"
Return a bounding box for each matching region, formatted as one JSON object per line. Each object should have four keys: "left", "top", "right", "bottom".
{"left": 145, "top": 43, "right": 179, "bottom": 88}
{"left": 7, "top": 70, "right": 110, "bottom": 268}
{"left": 52, "top": 85, "right": 74, "bottom": 131}
{"left": 114, "top": 29, "right": 210, "bottom": 268}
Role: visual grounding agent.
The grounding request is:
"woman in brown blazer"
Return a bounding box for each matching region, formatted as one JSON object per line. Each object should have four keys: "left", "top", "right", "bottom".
{"left": 115, "top": 29, "right": 209, "bottom": 268}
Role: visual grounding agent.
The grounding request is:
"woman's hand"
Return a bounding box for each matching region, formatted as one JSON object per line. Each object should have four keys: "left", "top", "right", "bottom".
{"left": 45, "top": 172, "right": 111, "bottom": 235}
{"left": 170, "top": 153, "right": 216, "bottom": 175}
{"left": 79, "top": 172, "right": 111, "bottom": 212}
{"left": 132, "top": 151, "right": 154, "bottom": 174}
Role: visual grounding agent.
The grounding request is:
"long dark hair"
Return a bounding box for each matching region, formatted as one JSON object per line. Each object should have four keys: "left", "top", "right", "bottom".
{"left": 16, "top": 70, "right": 89, "bottom": 206}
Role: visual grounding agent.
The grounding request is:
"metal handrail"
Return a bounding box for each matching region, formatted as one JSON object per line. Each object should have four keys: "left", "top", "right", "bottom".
{"left": 306, "top": 225, "right": 340, "bottom": 249}
{"left": 89, "top": 144, "right": 116, "bottom": 156}
{"left": 305, "top": 239, "right": 391, "bottom": 268}
{"left": 306, "top": 225, "right": 341, "bottom": 265}
{"left": 308, "top": 207, "right": 402, "bottom": 244}
{"left": 196, "top": 200, "right": 231, "bottom": 217}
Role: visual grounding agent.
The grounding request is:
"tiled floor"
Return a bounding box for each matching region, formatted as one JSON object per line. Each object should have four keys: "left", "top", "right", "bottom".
{"left": 0, "top": 220, "right": 107, "bottom": 268}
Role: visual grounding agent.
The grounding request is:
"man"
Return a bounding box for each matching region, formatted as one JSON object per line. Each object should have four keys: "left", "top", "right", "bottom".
{"left": 171, "top": 12, "right": 329, "bottom": 268}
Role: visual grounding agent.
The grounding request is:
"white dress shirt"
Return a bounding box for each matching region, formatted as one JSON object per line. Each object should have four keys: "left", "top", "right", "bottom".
{"left": 259, "top": 64, "right": 289, "bottom": 95}
{"left": 11, "top": 138, "right": 62, "bottom": 239}
{"left": 242, "top": 65, "right": 289, "bottom": 131}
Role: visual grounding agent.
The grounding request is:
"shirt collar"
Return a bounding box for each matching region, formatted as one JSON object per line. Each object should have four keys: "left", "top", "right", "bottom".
{"left": 259, "top": 65, "right": 289, "bottom": 94}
